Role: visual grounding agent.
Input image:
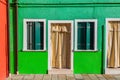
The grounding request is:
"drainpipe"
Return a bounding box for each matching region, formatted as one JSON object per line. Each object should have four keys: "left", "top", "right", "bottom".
{"left": 7, "top": 0, "right": 18, "bottom": 76}
{"left": 14, "top": 0, "right": 18, "bottom": 74}
{"left": 7, "top": 0, "right": 10, "bottom": 77}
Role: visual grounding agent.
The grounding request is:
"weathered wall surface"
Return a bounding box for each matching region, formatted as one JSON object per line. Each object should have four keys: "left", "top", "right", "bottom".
{"left": 9, "top": 0, "right": 120, "bottom": 74}
{"left": 0, "top": 0, "right": 8, "bottom": 79}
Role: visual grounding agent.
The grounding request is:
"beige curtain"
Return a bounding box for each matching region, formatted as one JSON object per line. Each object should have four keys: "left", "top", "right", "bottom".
{"left": 51, "top": 25, "right": 70, "bottom": 69}
{"left": 107, "top": 21, "right": 120, "bottom": 68}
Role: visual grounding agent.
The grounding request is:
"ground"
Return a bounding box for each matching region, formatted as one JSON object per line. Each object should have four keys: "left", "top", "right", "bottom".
{"left": 6, "top": 74, "right": 120, "bottom": 80}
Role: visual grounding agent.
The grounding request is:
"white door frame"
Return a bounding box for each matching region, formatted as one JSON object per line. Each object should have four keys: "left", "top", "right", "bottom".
{"left": 48, "top": 20, "right": 73, "bottom": 71}
{"left": 105, "top": 18, "right": 120, "bottom": 74}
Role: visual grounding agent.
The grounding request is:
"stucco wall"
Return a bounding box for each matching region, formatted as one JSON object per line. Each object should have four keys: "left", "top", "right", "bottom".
{"left": 9, "top": 1, "right": 120, "bottom": 74}
{"left": 0, "top": 0, "right": 8, "bottom": 79}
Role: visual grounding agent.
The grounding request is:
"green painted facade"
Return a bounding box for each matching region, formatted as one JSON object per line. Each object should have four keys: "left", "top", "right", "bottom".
{"left": 9, "top": 0, "right": 120, "bottom": 74}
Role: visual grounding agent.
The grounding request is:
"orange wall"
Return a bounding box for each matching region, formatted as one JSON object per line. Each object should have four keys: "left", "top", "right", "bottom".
{"left": 0, "top": 0, "right": 8, "bottom": 80}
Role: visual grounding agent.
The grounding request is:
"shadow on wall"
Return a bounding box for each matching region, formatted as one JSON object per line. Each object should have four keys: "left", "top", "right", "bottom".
{"left": 11, "top": 6, "right": 18, "bottom": 74}
{"left": 102, "top": 25, "right": 105, "bottom": 74}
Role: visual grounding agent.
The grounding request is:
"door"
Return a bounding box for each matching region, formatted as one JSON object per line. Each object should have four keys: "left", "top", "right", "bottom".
{"left": 51, "top": 23, "right": 71, "bottom": 69}
{"left": 106, "top": 20, "right": 120, "bottom": 74}
{"left": 48, "top": 21, "right": 73, "bottom": 71}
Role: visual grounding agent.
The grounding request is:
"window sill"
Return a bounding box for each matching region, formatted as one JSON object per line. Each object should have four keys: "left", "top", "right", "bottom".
{"left": 22, "top": 50, "right": 47, "bottom": 52}
{"left": 74, "top": 50, "right": 98, "bottom": 52}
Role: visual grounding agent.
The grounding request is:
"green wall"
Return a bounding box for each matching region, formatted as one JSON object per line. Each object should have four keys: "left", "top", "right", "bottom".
{"left": 9, "top": 8, "right": 15, "bottom": 74}
{"left": 9, "top": 0, "right": 120, "bottom": 3}
{"left": 9, "top": 1, "right": 120, "bottom": 74}
{"left": 74, "top": 52, "right": 102, "bottom": 74}
{"left": 18, "top": 52, "right": 48, "bottom": 74}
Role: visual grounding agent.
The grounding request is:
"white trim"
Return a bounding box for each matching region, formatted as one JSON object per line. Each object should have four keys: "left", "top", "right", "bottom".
{"left": 48, "top": 20, "right": 74, "bottom": 71}
{"left": 17, "top": 71, "right": 19, "bottom": 75}
{"left": 75, "top": 19, "right": 97, "bottom": 51}
{"left": 75, "top": 50, "right": 98, "bottom": 52}
{"left": 105, "top": 18, "right": 120, "bottom": 74}
{"left": 22, "top": 50, "right": 46, "bottom": 52}
{"left": 9, "top": 73, "right": 11, "bottom": 77}
{"left": 23, "top": 19, "right": 46, "bottom": 51}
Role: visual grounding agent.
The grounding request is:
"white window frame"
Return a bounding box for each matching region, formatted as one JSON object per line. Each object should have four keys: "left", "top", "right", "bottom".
{"left": 23, "top": 19, "right": 46, "bottom": 51}
{"left": 75, "top": 19, "right": 97, "bottom": 51}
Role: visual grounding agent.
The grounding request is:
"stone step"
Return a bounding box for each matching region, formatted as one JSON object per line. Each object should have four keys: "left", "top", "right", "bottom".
{"left": 106, "top": 68, "right": 120, "bottom": 74}
{"left": 48, "top": 69, "right": 73, "bottom": 74}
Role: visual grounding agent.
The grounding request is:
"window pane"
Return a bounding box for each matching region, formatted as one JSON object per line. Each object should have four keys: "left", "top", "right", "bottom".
{"left": 27, "top": 22, "right": 35, "bottom": 50}
{"left": 77, "top": 22, "right": 86, "bottom": 50}
{"left": 77, "top": 22, "right": 95, "bottom": 50}
{"left": 40, "top": 22, "right": 44, "bottom": 49}
{"left": 26, "top": 21, "right": 44, "bottom": 50}
{"left": 27, "top": 22, "right": 30, "bottom": 49}
{"left": 90, "top": 22, "right": 94, "bottom": 50}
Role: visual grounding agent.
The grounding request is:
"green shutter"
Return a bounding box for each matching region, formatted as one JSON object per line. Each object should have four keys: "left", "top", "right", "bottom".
{"left": 35, "top": 22, "right": 44, "bottom": 50}
{"left": 86, "top": 22, "right": 91, "bottom": 50}
{"left": 35, "top": 22, "right": 41, "bottom": 50}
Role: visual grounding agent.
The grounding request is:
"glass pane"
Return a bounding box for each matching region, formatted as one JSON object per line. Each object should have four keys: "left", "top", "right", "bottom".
{"left": 32, "top": 22, "right": 35, "bottom": 50}
{"left": 77, "top": 22, "right": 86, "bottom": 50}
{"left": 27, "top": 22, "right": 30, "bottom": 49}
{"left": 40, "top": 22, "right": 44, "bottom": 49}
{"left": 26, "top": 21, "right": 44, "bottom": 50}
{"left": 90, "top": 22, "right": 95, "bottom": 50}
{"left": 27, "top": 22, "right": 35, "bottom": 50}
{"left": 77, "top": 22, "right": 95, "bottom": 50}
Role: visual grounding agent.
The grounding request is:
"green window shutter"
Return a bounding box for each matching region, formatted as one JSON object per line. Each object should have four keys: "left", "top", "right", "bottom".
{"left": 35, "top": 22, "right": 44, "bottom": 50}
{"left": 35, "top": 22, "right": 40, "bottom": 50}
{"left": 86, "top": 22, "right": 91, "bottom": 49}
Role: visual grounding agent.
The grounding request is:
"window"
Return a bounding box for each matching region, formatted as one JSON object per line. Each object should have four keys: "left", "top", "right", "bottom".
{"left": 75, "top": 19, "right": 97, "bottom": 51}
{"left": 23, "top": 19, "right": 46, "bottom": 51}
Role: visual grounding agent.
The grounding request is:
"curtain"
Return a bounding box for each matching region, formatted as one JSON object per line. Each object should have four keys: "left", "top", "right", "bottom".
{"left": 107, "top": 21, "right": 120, "bottom": 68}
{"left": 51, "top": 25, "right": 71, "bottom": 69}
